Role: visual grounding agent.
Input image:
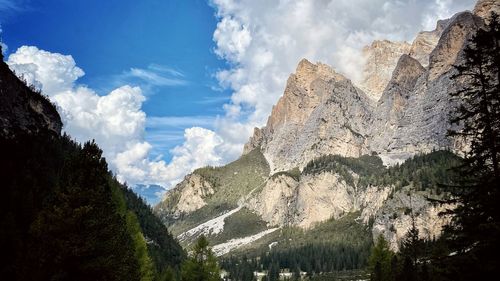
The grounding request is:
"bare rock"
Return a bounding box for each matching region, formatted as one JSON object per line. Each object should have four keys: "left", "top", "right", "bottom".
{"left": 360, "top": 40, "right": 412, "bottom": 100}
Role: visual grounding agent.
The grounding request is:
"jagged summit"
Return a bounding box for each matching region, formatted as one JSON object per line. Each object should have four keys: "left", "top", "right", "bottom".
{"left": 244, "top": 7, "right": 486, "bottom": 171}
{"left": 409, "top": 19, "right": 450, "bottom": 68}
{"left": 360, "top": 39, "right": 412, "bottom": 100}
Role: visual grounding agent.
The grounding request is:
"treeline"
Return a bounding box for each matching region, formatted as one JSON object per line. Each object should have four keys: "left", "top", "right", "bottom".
{"left": 121, "top": 187, "right": 186, "bottom": 277}
{"left": 0, "top": 130, "right": 184, "bottom": 280}
{"left": 220, "top": 242, "right": 371, "bottom": 281}
{"left": 303, "top": 150, "right": 461, "bottom": 193}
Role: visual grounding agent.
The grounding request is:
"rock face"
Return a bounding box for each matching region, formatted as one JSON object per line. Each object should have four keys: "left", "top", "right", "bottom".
{"left": 246, "top": 10, "right": 484, "bottom": 172}
{"left": 360, "top": 40, "right": 411, "bottom": 100}
{"left": 409, "top": 19, "right": 450, "bottom": 68}
{"left": 473, "top": 0, "right": 500, "bottom": 22}
{"left": 245, "top": 59, "right": 373, "bottom": 172}
{"left": 246, "top": 172, "right": 391, "bottom": 229}
{"left": 157, "top": 1, "right": 494, "bottom": 255}
{"left": 0, "top": 59, "right": 62, "bottom": 136}
{"left": 371, "top": 188, "right": 454, "bottom": 250}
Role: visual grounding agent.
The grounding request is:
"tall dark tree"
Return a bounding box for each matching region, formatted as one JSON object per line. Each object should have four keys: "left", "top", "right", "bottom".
{"left": 445, "top": 11, "right": 500, "bottom": 280}
{"left": 368, "top": 236, "right": 393, "bottom": 281}
{"left": 181, "top": 235, "right": 220, "bottom": 281}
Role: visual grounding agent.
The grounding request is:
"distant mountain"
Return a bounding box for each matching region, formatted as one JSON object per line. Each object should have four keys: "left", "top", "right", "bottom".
{"left": 155, "top": 0, "right": 499, "bottom": 262}
{"left": 133, "top": 184, "right": 167, "bottom": 206}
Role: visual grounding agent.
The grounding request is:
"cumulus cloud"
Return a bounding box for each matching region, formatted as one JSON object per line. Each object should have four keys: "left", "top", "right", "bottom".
{"left": 6, "top": 46, "right": 222, "bottom": 192}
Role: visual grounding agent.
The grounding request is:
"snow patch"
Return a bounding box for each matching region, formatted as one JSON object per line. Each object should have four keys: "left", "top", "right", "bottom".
{"left": 378, "top": 152, "right": 412, "bottom": 167}
{"left": 178, "top": 206, "right": 242, "bottom": 242}
{"left": 212, "top": 228, "right": 279, "bottom": 256}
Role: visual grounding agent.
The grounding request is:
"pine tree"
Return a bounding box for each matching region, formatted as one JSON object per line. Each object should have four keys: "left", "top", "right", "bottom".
{"left": 445, "top": 11, "right": 500, "bottom": 280}
{"left": 181, "top": 235, "right": 220, "bottom": 281}
{"left": 368, "top": 236, "right": 394, "bottom": 281}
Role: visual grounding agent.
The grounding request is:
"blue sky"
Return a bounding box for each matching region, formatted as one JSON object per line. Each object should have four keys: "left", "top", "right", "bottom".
{"left": 1, "top": 0, "right": 229, "bottom": 160}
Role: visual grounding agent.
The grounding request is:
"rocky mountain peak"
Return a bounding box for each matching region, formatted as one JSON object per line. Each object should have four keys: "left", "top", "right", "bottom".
{"left": 409, "top": 19, "right": 450, "bottom": 68}
{"left": 428, "top": 11, "right": 484, "bottom": 81}
{"left": 387, "top": 54, "right": 425, "bottom": 92}
{"left": 294, "top": 58, "right": 346, "bottom": 93}
{"left": 360, "top": 40, "right": 412, "bottom": 100}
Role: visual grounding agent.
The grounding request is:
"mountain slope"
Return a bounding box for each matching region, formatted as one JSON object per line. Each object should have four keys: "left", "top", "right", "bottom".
{"left": 0, "top": 55, "right": 184, "bottom": 280}
{"left": 155, "top": 0, "right": 495, "bottom": 262}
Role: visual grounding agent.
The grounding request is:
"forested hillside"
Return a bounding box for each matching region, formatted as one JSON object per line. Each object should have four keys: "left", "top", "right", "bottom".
{"left": 0, "top": 56, "right": 184, "bottom": 280}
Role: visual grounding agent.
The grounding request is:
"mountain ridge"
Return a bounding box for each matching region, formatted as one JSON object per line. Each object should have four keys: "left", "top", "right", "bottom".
{"left": 155, "top": 0, "right": 497, "bottom": 256}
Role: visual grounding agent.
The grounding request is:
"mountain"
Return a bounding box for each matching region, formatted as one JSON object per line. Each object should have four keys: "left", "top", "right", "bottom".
{"left": 0, "top": 55, "right": 184, "bottom": 280}
{"left": 155, "top": 0, "right": 497, "bottom": 264}
{"left": 0, "top": 54, "right": 62, "bottom": 136}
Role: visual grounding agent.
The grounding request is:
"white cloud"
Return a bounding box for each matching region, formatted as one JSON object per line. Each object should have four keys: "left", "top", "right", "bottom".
{"left": 127, "top": 66, "right": 187, "bottom": 86}
{"left": 8, "top": 46, "right": 84, "bottom": 94}
{"left": 6, "top": 46, "right": 221, "bottom": 193}
{"left": 0, "top": 24, "right": 6, "bottom": 55}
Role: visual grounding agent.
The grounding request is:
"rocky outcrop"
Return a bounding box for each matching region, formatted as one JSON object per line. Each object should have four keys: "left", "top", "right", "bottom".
{"left": 372, "top": 188, "right": 454, "bottom": 251}
{"left": 245, "top": 60, "right": 373, "bottom": 172}
{"left": 360, "top": 40, "right": 411, "bottom": 100}
{"left": 155, "top": 174, "right": 214, "bottom": 219}
{"left": 370, "top": 11, "right": 483, "bottom": 160}
{"left": 409, "top": 19, "right": 450, "bottom": 68}
{"left": 428, "top": 12, "right": 483, "bottom": 81}
{"left": 245, "top": 9, "right": 485, "bottom": 171}
{"left": 473, "top": 0, "right": 500, "bottom": 22}
{"left": 0, "top": 60, "right": 62, "bottom": 136}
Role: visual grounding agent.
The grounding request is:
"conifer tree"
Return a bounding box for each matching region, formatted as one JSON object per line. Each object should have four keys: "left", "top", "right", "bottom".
{"left": 181, "top": 235, "right": 220, "bottom": 281}
{"left": 369, "top": 236, "right": 393, "bottom": 281}
{"left": 445, "top": 11, "right": 500, "bottom": 280}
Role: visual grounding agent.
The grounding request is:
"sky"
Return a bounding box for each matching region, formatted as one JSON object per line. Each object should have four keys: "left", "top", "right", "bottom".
{"left": 0, "top": 0, "right": 477, "bottom": 204}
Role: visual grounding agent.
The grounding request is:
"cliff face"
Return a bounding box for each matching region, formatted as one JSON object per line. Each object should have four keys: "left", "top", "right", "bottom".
{"left": 246, "top": 10, "right": 483, "bottom": 172}
{"left": 0, "top": 60, "right": 62, "bottom": 136}
{"left": 244, "top": 59, "right": 373, "bottom": 173}
{"left": 360, "top": 40, "right": 412, "bottom": 100}
{"left": 156, "top": 1, "right": 494, "bottom": 255}
{"left": 473, "top": 0, "right": 500, "bottom": 22}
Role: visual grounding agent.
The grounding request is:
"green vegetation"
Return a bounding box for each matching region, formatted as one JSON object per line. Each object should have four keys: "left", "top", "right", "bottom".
{"left": 303, "top": 151, "right": 461, "bottom": 193}
{"left": 194, "top": 148, "right": 270, "bottom": 204}
{"left": 437, "top": 12, "right": 500, "bottom": 280}
{"left": 164, "top": 149, "right": 270, "bottom": 237}
{"left": 271, "top": 167, "right": 301, "bottom": 182}
{"left": 211, "top": 207, "right": 268, "bottom": 245}
{"left": 0, "top": 131, "right": 184, "bottom": 280}
{"left": 181, "top": 236, "right": 221, "bottom": 281}
{"left": 220, "top": 213, "right": 372, "bottom": 280}
{"left": 368, "top": 236, "right": 393, "bottom": 281}
{"left": 121, "top": 187, "right": 185, "bottom": 273}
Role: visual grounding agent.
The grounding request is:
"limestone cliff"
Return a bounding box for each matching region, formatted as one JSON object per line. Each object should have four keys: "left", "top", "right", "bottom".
{"left": 473, "top": 0, "right": 500, "bottom": 22}
{"left": 244, "top": 59, "right": 373, "bottom": 173}
{"left": 246, "top": 9, "right": 484, "bottom": 171}
{"left": 360, "top": 40, "right": 411, "bottom": 100}
{"left": 156, "top": 1, "right": 494, "bottom": 255}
